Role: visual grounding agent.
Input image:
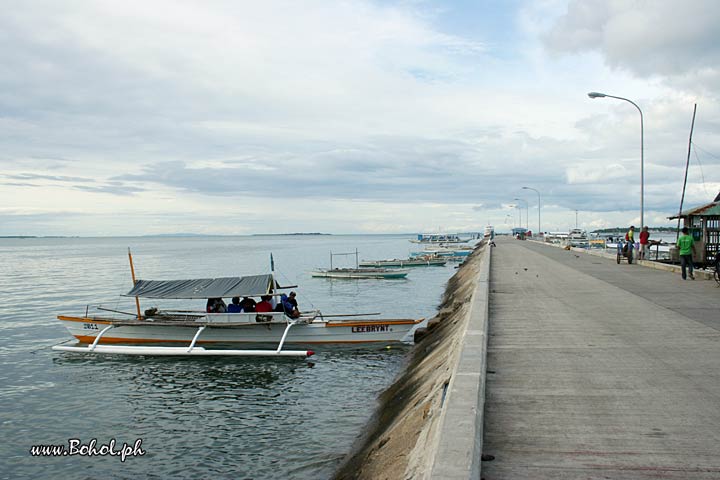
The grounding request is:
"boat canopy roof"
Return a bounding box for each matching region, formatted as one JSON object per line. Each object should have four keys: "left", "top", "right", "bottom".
{"left": 124, "top": 274, "right": 278, "bottom": 299}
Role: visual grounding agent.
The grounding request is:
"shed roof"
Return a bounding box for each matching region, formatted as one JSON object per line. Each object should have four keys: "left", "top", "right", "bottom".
{"left": 668, "top": 201, "right": 720, "bottom": 219}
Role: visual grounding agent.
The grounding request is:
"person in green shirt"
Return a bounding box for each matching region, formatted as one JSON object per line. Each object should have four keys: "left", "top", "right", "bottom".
{"left": 677, "top": 227, "right": 695, "bottom": 280}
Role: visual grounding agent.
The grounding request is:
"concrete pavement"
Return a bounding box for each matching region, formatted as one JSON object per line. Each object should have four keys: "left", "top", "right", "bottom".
{"left": 482, "top": 237, "right": 720, "bottom": 479}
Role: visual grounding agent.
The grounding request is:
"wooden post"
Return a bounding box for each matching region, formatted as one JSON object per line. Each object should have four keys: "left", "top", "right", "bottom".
{"left": 128, "top": 248, "right": 143, "bottom": 320}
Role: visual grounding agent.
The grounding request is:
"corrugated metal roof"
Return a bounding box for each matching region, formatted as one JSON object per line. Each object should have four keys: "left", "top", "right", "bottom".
{"left": 668, "top": 201, "right": 720, "bottom": 219}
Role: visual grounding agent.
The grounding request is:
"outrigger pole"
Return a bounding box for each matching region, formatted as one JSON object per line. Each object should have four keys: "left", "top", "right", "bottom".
{"left": 128, "top": 248, "right": 143, "bottom": 320}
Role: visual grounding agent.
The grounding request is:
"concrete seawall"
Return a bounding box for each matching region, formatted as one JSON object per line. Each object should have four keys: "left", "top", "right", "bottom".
{"left": 333, "top": 242, "right": 491, "bottom": 480}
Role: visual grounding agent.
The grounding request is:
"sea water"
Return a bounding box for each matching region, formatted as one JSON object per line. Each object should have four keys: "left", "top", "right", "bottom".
{"left": 0, "top": 235, "right": 458, "bottom": 479}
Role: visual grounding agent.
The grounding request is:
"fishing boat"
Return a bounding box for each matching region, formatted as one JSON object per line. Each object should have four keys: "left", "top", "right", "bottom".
{"left": 358, "top": 256, "right": 447, "bottom": 268}
{"left": 311, "top": 268, "right": 410, "bottom": 278}
{"left": 569, "top": 228, "right": 587, "bottom": 240}
{"left": 311, "top": 250, "right": 410, "bottom": 279}
{"left": 52, "top": 251, "right": 423, "bottom": 358}
{"left": 409, "top": 233, "right": 466, "bottom": 244}
{"left": 411, "top": 243, "right": 475, "bottom": 259}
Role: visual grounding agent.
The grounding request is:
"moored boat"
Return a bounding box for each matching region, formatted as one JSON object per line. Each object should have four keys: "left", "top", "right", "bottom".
{"left": 312, "top": 249, "right": 410, "bottom": 279}
{"left": 409, "top": 233, "right": 466, "bottom": 244}
{"left": 53, "top": 252, "right": 422, "bottom": 357}
{"left": 411, "top": 243, "right": 475, "bottom": 258}
{"left": 358, "top": 256, "right": 447, "bottom": 268}
{"left": 310, "top": 268, "right": 410, "bottom": 278}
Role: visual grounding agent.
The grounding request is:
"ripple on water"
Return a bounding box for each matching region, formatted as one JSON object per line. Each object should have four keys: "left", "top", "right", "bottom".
{"left": 1, "top": 235, "right": 455, "bottom": 479}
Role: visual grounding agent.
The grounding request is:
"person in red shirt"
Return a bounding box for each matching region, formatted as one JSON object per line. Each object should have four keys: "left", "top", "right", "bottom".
{"left": 255, "top": 295, "right": 273, "bottom": 312}
{"left": 639, "top": 226, "right": 650, "bottom": 260}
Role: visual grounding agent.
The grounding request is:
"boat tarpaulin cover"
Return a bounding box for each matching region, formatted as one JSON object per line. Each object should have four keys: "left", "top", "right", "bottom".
{"left": 124, "top": 274, "right": 274, "bottom": 299}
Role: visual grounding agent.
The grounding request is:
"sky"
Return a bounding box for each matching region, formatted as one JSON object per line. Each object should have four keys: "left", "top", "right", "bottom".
{"left": 1, "top": 0, "right": 719, "bottom": 236}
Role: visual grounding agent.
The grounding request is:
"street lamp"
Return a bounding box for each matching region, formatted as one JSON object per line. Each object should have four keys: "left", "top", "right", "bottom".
{"left": 588, "top": 91, "right": 644, "bottom": 229}
{"left": 522, "top": 186, "right": 541, "bottom": 236}
{"left": 514, "top": 198, "right": 529, "bottom": 231}
{"left": 510, "top": 204, "right": 521, "bottom": 229}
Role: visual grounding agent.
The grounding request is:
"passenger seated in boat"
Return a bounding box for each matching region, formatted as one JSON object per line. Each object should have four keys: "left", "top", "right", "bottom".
{"left": 206, "top": 298, "right": 227, "bottom": 313}
{"left": 227, "top": 297, "right": 243, "bottom": 313}
{"left": 277, "top": 292, "right": 301, "bottom": 319}
{"left": 240, "top": 296, "right": 256, "bottom": 312}
{"left": 255, "top": 295, "right": 273, "bottom": 313}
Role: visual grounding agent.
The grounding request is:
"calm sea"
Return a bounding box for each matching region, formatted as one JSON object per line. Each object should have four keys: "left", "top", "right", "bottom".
{"left": 0, "top": 234, "right": 458, "bottom": 479}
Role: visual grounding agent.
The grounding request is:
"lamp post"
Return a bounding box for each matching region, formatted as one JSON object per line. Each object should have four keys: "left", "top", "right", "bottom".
{"left": 588, "top": 91, "right": 644, "bottom": 229}
{"left": 510, "top": 204, "right": 521, "bottom": 229}
{"left": 522, "top": 186, "right": 541, "bottom": 236}
{"left": 514, "top": 198, "right": 529, "bottom": 231}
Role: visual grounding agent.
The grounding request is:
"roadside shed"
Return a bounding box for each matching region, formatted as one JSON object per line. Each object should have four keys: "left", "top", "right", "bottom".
{"left": 669, "top": 191, "right": 720, "bottom": 266}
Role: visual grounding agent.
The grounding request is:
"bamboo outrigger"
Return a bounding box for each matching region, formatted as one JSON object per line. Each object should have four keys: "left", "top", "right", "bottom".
{"left": 53, "top": 251, "right": 423, "bottom": 358}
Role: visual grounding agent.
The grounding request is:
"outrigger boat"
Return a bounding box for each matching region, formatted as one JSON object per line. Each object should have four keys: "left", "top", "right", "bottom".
{"left": 358, "top": 256, "right": 447, "bottom": 268}
{"left": 311, "top": 268, "right": 410, "bottom": 279}
{"left": 52, "top": 251, "right": 423, "bottom": 358}
{"left": 409, "top": 233, "right": 466, "bottom": 244}
{"left": 311, "top": 250, "right": 410, "bottom": 279}
{"left": 411, "top": 244, "right": 474, "bottom": 259}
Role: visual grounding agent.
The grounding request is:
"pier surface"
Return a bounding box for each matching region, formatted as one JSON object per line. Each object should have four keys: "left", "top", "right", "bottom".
{"left": 482, "top": 238, "right": 720, "bottom": 479}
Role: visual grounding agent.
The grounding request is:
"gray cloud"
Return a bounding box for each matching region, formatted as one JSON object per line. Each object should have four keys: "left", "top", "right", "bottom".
{"left": 543, "top": 0, "right": 720, "bottom": 90}
{"left": 2, "top": 173, "right": 93, "bottom": 183}
{"left": 1, "top": 1, "right": 718, "bottom": 234}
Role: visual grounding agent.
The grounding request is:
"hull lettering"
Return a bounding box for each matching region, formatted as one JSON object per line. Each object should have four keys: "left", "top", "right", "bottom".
{"left": 351, "top": 324, "right": 391, "bottom": 333}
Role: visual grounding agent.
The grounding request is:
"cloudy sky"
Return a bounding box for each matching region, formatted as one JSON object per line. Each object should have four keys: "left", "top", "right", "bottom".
{"left": 2, "top": 0, "right": 719, "bottom": 235}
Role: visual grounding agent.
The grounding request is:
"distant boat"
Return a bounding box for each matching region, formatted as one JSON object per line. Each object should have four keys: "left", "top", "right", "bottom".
{"left": 311, "top": 249, "right": 409, "bottom": 279}
{"left": 409, "top": 233, "right": 466, "bottom": 244}
{"left": 411, "top": 244, "right": 474, "bottom": 258}
{"left": 569, "top": 228, "right": 587, "bottom": 240}
{"left": 484, "top": 225, "right": 495, "bottom": 239}
{"left": 359, "top": 256, "right": 447, "bottom": 268}
{"left": 311, "top": 268, "right": 410, "bottom": 279}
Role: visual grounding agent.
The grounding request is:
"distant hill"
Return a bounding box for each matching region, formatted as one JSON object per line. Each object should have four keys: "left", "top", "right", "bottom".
{"left": 252, "top": 233, "right": 331, "bottom": 236}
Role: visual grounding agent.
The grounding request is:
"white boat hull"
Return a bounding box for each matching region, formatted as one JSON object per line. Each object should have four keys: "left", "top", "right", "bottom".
{"left": 358, "top": 259, "right": 446, "bottom": 267}
{"left": 57, "top": 315, "right": 422, "bottom": 345}
{"left": 310, "top": 268, "right": 409, "bottom": 279}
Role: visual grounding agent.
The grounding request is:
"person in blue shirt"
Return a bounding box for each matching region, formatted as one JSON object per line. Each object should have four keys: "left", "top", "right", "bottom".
{"left": 227, "top": 297, "right": 243, "bottom": 313}
{"left": 277, "top": 292, "right": 300, "bottom": 318}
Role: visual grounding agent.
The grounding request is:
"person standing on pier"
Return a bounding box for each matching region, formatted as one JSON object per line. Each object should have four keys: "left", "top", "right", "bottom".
{"left": 623, "top": 226, "right": 635, "bottom": 261}
{"left": 677, "top": 227, "right": 696, "bottom": 280}
{"left": 639, "top": 226, "right": 650, "bottom": 260}
{"left": 625, "top": 225, "right": 635, "bottom": 244}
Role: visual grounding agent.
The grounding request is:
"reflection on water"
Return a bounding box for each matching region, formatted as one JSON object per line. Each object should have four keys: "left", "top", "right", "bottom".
{"left": 0, "top": 235, "right": 453, "bottom": 479}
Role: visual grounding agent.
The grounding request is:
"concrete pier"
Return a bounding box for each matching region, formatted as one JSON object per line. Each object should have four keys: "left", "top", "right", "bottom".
{"left": 482, "top": 237, "right": 720, "bottom": 479}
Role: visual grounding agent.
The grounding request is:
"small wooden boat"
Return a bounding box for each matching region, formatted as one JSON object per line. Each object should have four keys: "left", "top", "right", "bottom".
{"left": 311, "top": 267, "right": 410, "bottom": 279}
{"left": 52, "top": 251, "right": 422, "bottom": 358}
{"left": 358, "top": 256, "right": 447, "bottom": 268}
{"left": 311, "top": 249, "right": 410, "bottom": 279}
{"left": 409, "top": 233, "right": 466, "bottom": 244}
{"left": 411, "top": 245, "right": 474, "bottom": 258}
